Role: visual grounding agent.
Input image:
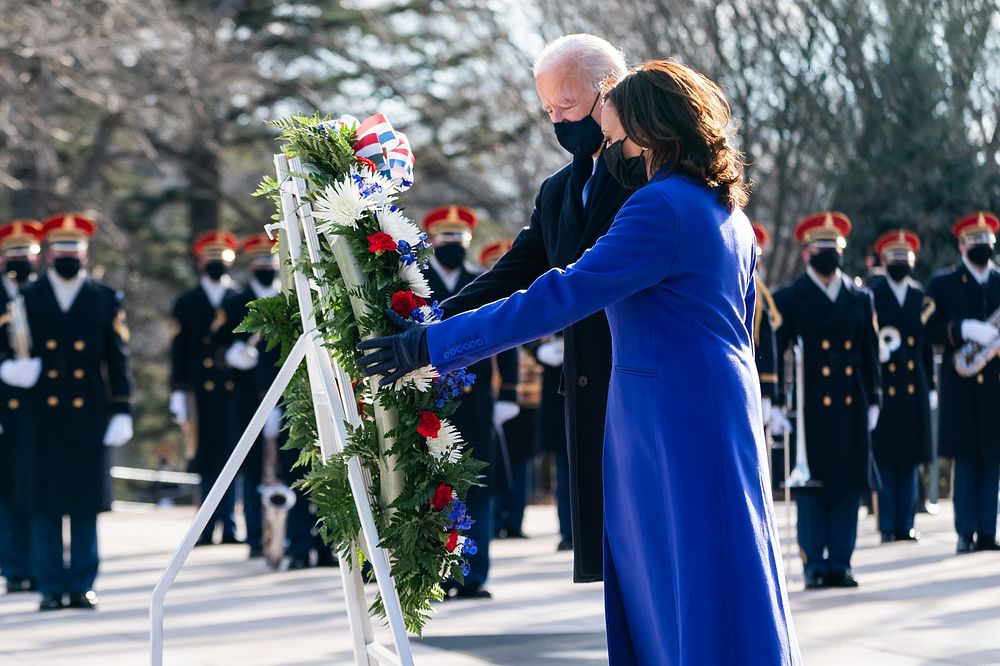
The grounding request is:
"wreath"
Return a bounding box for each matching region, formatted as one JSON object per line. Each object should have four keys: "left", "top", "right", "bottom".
{"left": 244, "top": 113, "right": 485, "bottom": 634}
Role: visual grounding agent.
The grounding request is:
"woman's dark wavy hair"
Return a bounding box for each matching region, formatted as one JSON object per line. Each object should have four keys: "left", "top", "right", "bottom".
{"left": 604, "top": 59, "right": 750, "bottom": 211}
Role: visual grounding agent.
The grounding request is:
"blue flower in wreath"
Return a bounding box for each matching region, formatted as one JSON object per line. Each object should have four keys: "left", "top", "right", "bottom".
{"left": 430, "top": 300, "right": 444, "bottom": 320}
{"left": 463, "top": 538, "right": 478, "bottom": 555}
{"left": 461, "top": 560, "right": 471, "bottom": 576}
{"left": 455, "top": 514, "right": 475, "bottom": 531}
{"left": 447, "top": 500, "right": 466, "bottom": 523}
{"left": 409, "top": 307, "right": 425, "bottom": 323}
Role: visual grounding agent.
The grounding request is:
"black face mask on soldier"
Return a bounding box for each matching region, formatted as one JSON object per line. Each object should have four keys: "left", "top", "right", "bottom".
{"left": 553, "top": 96, "right": 603, "bottom": 157}
{"left": 604, "top": 140, "right": 648, "bottom": 190}
{"left": 5, "top": 259, "right": 33, "bottom": 284}
{"left": 253, "top": 268, "right": 276, "bottom": 285}
{"left": 809, "top": 248, "right": 842, "bottom": 276}
{"left": 967, "top": 244, "right": 994, "bottom": 268}
{"left": 53, "top": 256, "right": 82, "bottom": 280}
{"left": 204, "top": 261, "right": 228, "bottom": 281}
{"left": 886, "top": 263, "right": 912, "bottom": 282}
{"left": 435, "top": 244, "right": 466, "bottom": 270}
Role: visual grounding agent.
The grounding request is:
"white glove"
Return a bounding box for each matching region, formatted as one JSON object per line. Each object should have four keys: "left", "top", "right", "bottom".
{"left": 225, "top": 340, "right": 259, "bottom": 371}
{"left": 961, "top": 319, "right": 1000, "bottom": 346}
{"left": 867, "top": 405, "right": 880, "bottom": 432}
{"left": 929, "top": 390, "right": 939, "bottom": 411}
{"left": 263, "top": 407, "right": 283, "bottom": 440}
{"left": 103, "top": 414, "right": 133, "bottom": 447}
{"left": 769, "top": 407, "right": 792, "bottom": 436}
{"left": 536, "top": 340, "right": 564, "bottom": 367}
{"left": 493, "top": 400, "right": 520, "bottom": 430}
{"left": 878, "top": 344, "right": 891, "bottom": 364}
{"left": 761, "top": 397, "right": 772, "bottom": 426}
{"left": 0, "top": 358, "right": 42, "bottom": 389}
{"left": 169, "top": 390, "right": 188, "bottom": 424}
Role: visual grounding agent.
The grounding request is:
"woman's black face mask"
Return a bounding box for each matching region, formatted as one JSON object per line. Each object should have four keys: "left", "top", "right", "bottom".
{"left": 604, "top": 140, "right": 648, "bottom": 190}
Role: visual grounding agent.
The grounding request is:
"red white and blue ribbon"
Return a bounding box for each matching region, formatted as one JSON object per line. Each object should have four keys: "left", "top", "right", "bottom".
{"left": 352, "top": 114, "right": 415, "bottom": 189}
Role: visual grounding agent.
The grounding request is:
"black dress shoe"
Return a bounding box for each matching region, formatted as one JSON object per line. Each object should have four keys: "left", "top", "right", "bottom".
{"left": 804, "top": 573, "right": 826, "bottom": 589}
{"left": 957, "top": 534, "right": 976, "bottom": 554}
{"left": 826, "top": 571, "right": 859, "bottom": 588}
{"left": 315, "top": 548, "right": 339, "bottom": 568}
{"left": 975, "top": 535, "right": 1000, "bottom": 551}
{"left": 220, "top": 533, "right": 244, "bottom": 545}
{"left": 443, "top": 583, "right": 492, "bottom": 600}
{"left": 894, "top": 529, "right": 920, "bottom": 542}
{"left": 248, "top": 547, "right": 264, "bottom": 559}
{"left": 66, "top": 591, "right": 98, "bottom": 610}
{"left": 5, "top": 577, "right": 36, "bottom": 593}
{"left": 39, "top": 593, "right": 65, "bottom": 611}
{"left": 880, "top": 531, "right": 896, "bottom": 544}
{"left": 556, "top": 538, "right": 573, "bottom": 552}
{"left": 287, "top": 555, "right": 311, "bottom": 570}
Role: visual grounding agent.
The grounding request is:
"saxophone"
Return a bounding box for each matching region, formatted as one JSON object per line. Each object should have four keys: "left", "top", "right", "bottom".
{"left": 953, "top": 306, "right": 1000, "bottom": 377}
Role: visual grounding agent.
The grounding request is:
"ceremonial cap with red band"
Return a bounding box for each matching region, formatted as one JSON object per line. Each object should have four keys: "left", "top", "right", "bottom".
{"left": 794, "top": 211, "right": 851, "bottom": 249}
{"left": 751, "top": 222, "right": 769, "bottom": 251}
{"left": 193, "top": 230, "right": 238, "bottom": 262}
{"left": 241, "top": 232, "right": 278, "bottom": 265}
{"left": 41, "top": 213, "right": 96, "bottom": 252}
{"left": 0, "top": 219, "right": 43, "bottom": 256}
{"left": 952, "top": 211, "right": 999, "bottom": 244}
{"left": 422, "top": 205, "right": 477, "bottom": 240}
{"left": 874, "top": 229, "right": 920, "bottom": 262}
{"left": 479, "top": 239, "right": 512, "bottom": 267}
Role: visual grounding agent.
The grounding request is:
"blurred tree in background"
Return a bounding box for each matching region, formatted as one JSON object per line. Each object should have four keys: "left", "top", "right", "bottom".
{"left": 0, "top": 0, "right": 997, "bottom": 467}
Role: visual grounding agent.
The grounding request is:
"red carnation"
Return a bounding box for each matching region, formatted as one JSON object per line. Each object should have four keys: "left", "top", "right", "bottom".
{"left": 367, "top": 232, "right": 396, "bottom": 255}
{"left": 417, "top": 411, "right": 441, "bottom": 438}
{"left": 431, "top": 483, "right": 452, "bottom": 510}
{"left": 391, "top": 290, "right": 418, "bottom": 318}
{"left": 356, "top": 156, "right": 378, "bottom": 174}
{"left": 445, "top": 530, "right": 459, "bottom": 552}
{"left": 414, "top": 295, "right": 427, "bottom": 307}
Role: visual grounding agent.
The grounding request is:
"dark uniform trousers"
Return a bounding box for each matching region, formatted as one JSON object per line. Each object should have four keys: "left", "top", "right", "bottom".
{"left": 870, "top": 279, "right": 934, "bottom": 535}
{"left": 925, "top": 263, "right": 1000, "bottom": 539}
{"left": 12, "top": 277, "right": 133, "bottom": 595}
{"left": 774, "top": 274, "right": 881, "bottom": 578}
{"left": 171, "top": 284, "right": 240, "bottom": 542}
{"left": 753, "top": 275, "right": 782, "bottom": 488}
{"left": 492, "top": 349, "right": 525, "bottom": 535}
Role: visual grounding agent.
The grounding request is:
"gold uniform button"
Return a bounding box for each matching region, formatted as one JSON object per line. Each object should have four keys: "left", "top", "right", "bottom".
{"left": 72, "top": 398, "right": 84, "bottom": 408}
{"left": 907, "top": 360, "right": 915, "bottom": 371}
{"left": 888, "top": 386, "right": 896, "bottom": 397}
{"left": 73, "top": 369, "right": 85, "bottom": 379}
{"left": 907, "top": 336, "right": 916, "bottom": 347}
{"left": 7, "top": 399, "right": 18, "bottom": 410}
{"left": 977, "top": 374, "right": 984, "bottom": 384}
{"left": 888, "top": 363, "right": 896, "bottom": 373}
{"left": 203, "top": 358, "right": 214, "bottom": 369}
{"left": 845, "top": 395, "right": 853, "bottom": 405}
{"left": 822, "top": 395, "right": 832, "bottom": 407}
{"left": 822, "top": 366, "right": 831, "bottom": 377}
{"left": 845, "top": 366, "right": 854, "bottom": 377}
{"left": 844, "top": 340, "right": 853, "bottom": 350}
{"left": 47, "top": 396, "right": 59, "bottom": 407}
{"left": 821, "top": 339, "right": 831, "bottom": 350}
{"left": 224, "top": 380, "right": 235, "bottom": 391}
{"left": 45, "top": 339, "right": 57, "bottom": 350}
{"left": 204, "top": 380, "right": 215, "bottom": 392}
{"left": 907, "top": 384, "right": 915, "bottom": 394}
{"left": 47, "top": 369, "right": 58, "bottom": 379}
{"left": 73, "top": 340, "right": 85, "bottom": 351}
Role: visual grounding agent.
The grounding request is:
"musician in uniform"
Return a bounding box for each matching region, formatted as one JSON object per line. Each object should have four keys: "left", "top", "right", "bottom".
{"left": 0, "top": 219, "right": 43, "bottom": 594}
{"left": 217, "top": 233, "right": 281, "bottom": 558}
{"left": 169, "top": 231, "right": 241, "bottom": 546}
{"left": 869, "top": 230, "right": 934, "bottom": 543}
{"left": 422, "top": 206, "right": 515, "bottom": 598}
{"left": 0, "top": 213, "right": 134, "bottom": 610}
{"left": 924, "top": 211, "right": 1000, "bottom": 553}
{"left": 774, "top": 212, "right": 881, "bottom": 588}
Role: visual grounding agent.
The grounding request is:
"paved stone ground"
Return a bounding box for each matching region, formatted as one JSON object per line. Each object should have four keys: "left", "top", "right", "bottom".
{"left": 1, "top": 500, "right": 999, "bottom": 665}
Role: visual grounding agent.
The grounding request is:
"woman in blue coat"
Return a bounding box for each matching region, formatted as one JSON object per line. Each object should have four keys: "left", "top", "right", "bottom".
{"left": 360, "top": 60, "right": 800, "bottom": 665}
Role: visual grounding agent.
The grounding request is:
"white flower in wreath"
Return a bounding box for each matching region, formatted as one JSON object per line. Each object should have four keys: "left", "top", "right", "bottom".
{"left": 426, "top": 419, "right": 464, "bottom": 464}
{"left": 376, "top": 206, "right": 422, "bottom": 247}
{"left": 393, "top": 365, "right": 439, "bottom": 392}
{"left": 352, "top": 167, "right": 399, "bottom": 208}
{"left": 312, "top": 177, "right": 368, "bottom": 232}
{"left": 400, "top": 262, "right": 432, "bottom": 298}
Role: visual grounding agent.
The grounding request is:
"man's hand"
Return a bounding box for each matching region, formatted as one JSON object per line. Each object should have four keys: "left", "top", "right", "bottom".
{"left": 761, "top": 397, "right": 773, "bottom": 426}
{"left": 961, "top": 319, "right": 1000, "bottom": 346}
{"left": 225, "top": 340, "right": 259, "bottom": 371}
{"left": 104, "top": 414, "right": 134, "bottom": 447}
{"left": 769, "top": 407, "right": 792, "bottom": 436}
{"left": 0, "top": 358, "right": 42, "bottom": 389}
{"left": 356, "top": 310, "right": 431, "bottom": 386}
{"left": 493, "top": 400, "right": 520, "bottom": 431}
{"left": 929, "top": 389, "right": 939, "bottom": 411}
{"left": 867, "top": 405, "right": 880, "bottom": 432}
{"left": 169, "top": 390, "right": 188, "bottom": 424}
{"left": 263, "top": 407, "right": 283, "bottom": 440}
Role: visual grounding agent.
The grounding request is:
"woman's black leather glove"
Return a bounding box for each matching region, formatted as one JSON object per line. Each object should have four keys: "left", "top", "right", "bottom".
{"left": 356, "top": 310, "right": 431, "bottom": 386}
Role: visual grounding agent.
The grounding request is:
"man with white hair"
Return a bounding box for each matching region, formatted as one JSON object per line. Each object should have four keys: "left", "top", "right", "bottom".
{"left": 440, "top": 34, "right": 633, "bottom": 583}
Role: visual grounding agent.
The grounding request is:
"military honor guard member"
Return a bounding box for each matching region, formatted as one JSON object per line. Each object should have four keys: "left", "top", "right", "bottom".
{"left": 869, "top": 230, "right": 934, "bottom": 543}
{"left": 169, "top": 231, "right": 241, "bottom": 546}
{"left": 0, "top": 219, "right": 43, "bottom": 594}
{"left": 217, "top": 233, "right": 281, "bottom": 558}
{"left": 0, "top": 213, "right": 134, "bottom": 610}
{"left": 774, "top": 212, "right": 882, "bottom": 588}
{"left": 924, "top": 211, "right": 1000, "bottom": 553}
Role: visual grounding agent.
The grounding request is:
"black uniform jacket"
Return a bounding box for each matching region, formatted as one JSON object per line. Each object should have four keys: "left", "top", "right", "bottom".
{"left": 754, "top": 275, "right": 780, "bottom": 402}
{"left": 774, "top": 273, "right": 881, "bottom": 494}
{"left": 924, "top": 263, "right": 1000, "bottom": 462}
{"left": 870, "top": 279, "right": 934, "bottom": 467}
{"left": 440, "top": 154, "right": 633, "bottom": 582}
{"left": 8, "top": 276, "right": 132, "bottom": 515}
{"left": 171, "top": 282, "right": 239, "bottom": 476}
